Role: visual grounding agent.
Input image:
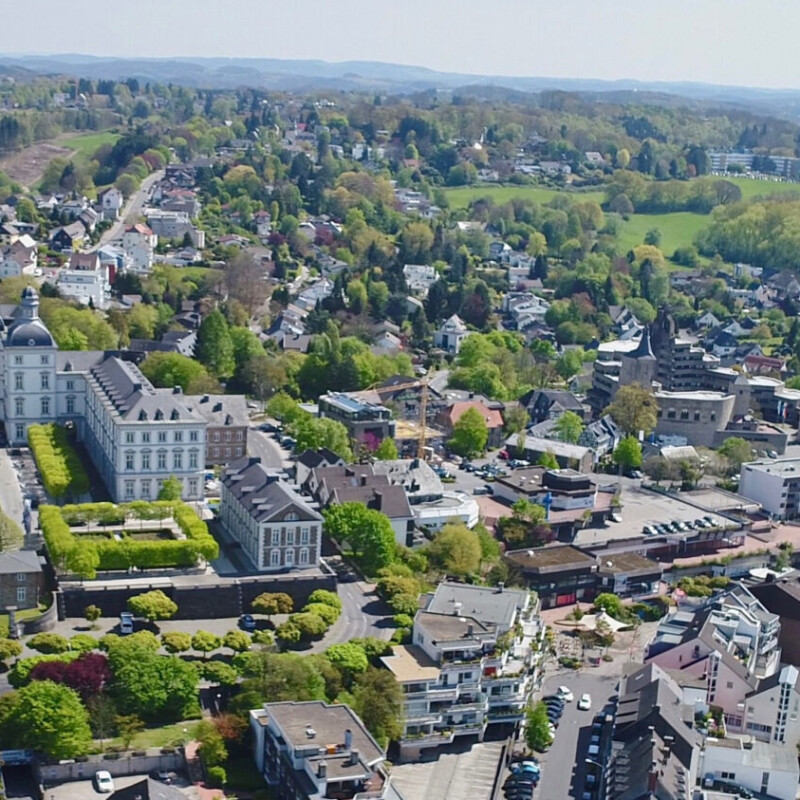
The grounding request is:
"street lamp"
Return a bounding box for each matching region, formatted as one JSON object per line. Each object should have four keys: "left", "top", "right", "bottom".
{"left": 585, "top": 758, "right": 603, "bottom": 769}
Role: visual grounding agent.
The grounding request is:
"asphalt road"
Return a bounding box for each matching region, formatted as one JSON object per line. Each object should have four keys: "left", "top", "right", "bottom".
{"left": 247, "top": 427, "right": 291, "bottom": 470}
{"left": 533, "top": 671, "right": 618, "bottom": 800}
{"left": 92, "top": 169, "right": 164, "bottom": 251}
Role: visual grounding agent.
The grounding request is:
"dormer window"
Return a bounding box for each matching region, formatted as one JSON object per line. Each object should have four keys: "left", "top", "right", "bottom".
{"left": 155, "top": 410, "right": 164, "bottom": 421}
{"left": 170, "top": 409, "right": 179, "bottom": 420}
{"left": 139, "top": 410, "right": 148, "bottom": 421}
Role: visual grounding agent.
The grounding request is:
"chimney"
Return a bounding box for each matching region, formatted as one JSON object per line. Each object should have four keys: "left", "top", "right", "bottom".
{"left": 202, "top": 394, "right": 210, "bottom": 402}
{"left": 317, "top": 760, "right": 327, "bottom": 779}
{"left": 360, "top": 475, "right": 367, "bottom": 486}
{"left": 374, "top": 490, "right": 383, "bottom": 510}
{"left": 344, "top": 729, "right": 353, "bottom": 750}
{"left": 467, "top": 623, "right": 474, "bottom": 637}
{"left": 349, "top": 748, "right": 360, "bottom": 766}
{"left": 173, "top": 385, "right": 182, "bottom": 394}
{"left": 453, "top": 601, "right": 463, "bottom": 616}
{"left": 497, "top": 582, "right": 505, "bottom": 593}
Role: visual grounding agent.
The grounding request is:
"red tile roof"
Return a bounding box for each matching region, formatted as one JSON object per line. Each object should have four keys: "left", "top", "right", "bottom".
{"left": 446, "top": 400, "right": 504, "bottom": 429}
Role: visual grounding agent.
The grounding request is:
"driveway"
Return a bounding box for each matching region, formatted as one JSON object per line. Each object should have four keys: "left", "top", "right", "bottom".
{"left": 533, "top": 672, "right": 618, "bottom": 800}
{"left": 391, "top": 740, "right": 504, "bottom": 800}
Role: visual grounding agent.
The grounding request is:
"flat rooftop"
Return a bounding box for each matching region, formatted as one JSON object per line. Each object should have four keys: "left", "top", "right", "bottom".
{"left": 505, "top": 545, "right": 596, "bottom": 573}
{"left": 655, "top": 390, "right": 731, "bottom": 401}
{"left": 596, "top": 551, "right": 661, "bottom": 575}
{"left": 381, "top": 644, "right": 440, "bottom": 683}
{"left": 742, "top": 458, "right": 800, "bottom": 476}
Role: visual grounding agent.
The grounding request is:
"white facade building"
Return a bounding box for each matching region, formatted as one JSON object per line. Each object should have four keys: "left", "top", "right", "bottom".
{"left": 56, "top": 253, "right": 110, "bottom": 309}
{"left": 122, "top": 223, "right": 157, "bottom": 273}
{"left": 145, "top": 209, "right": 205, "bottom": 248}
{"left": 740, "top": 457, "right": 800, "bottom": 519}
{"left": 0, "top": 288, "right": 206, "bottom": 502}
{"left": 220, "top": 456, "right": 323, "bottom": 572}
{"left": 433, "top": 314, "right": 472, "bottom": 355}
{"left": 382, "top": 582, "right": 540, "bottom": 759}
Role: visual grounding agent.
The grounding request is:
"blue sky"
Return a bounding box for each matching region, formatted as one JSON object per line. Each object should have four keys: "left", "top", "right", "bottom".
{"left": 13, "top": 0, "right": 800, "bottom": 89}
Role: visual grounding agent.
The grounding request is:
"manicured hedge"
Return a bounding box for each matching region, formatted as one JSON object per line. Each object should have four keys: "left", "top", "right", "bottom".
{"left": 40, "top": 501, "right": 219, "bottom": 577}
{"left": 28, "top": 424, "right": 90, "bottom": 498}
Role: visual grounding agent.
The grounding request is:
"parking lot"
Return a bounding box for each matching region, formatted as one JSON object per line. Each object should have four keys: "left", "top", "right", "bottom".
{"left": 531, "top": 672, "right": 618, "bottom": 800}
{"left": 44, "top": 773, "right": 192, "bottom": 800}
{"left": 390, "top": 740, "right": 504, "bottom": 800}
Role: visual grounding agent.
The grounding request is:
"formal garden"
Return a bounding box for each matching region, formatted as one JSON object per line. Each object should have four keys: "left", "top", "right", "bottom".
{"left": 39, "top": 500, "right": 219, "bottom": 578}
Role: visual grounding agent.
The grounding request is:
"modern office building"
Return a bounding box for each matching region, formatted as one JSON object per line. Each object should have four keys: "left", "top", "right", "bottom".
{"left": 739, "top": 457, "right": 800, "bottom": 519}
{"left": 318, "top": 392, "right": 394, "bottom": 448}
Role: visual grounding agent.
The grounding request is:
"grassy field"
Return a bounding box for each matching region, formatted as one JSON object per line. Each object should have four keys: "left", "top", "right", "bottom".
{"left": 444, "top": 184, "right": 605, "bottom": 208}
{"left": 60, "top": 131, "right": 121, "bottom": 161}
{"left": 726, "top": 176, "right": 800, "bottom": 202}
{"left": 96, "top": 720, "right": 200, "bottom": 750}
{"left": 615, "top": 211, "right": 710, "bottom": 259}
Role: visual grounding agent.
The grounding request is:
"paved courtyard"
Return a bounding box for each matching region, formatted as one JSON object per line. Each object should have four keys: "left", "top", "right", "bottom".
{"left": 390, "top": 740, "right": 504, "bottom": 800}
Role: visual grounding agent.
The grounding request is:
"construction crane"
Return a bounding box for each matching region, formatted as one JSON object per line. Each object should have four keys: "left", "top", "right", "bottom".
{"left": 367, "top": 375, "right": 431, "bottom": 460}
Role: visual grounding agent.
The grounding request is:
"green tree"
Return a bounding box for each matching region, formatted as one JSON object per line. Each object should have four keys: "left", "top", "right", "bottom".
{"left": 114, "top": 714, "right": 144, "bottom": 749}
{"left": 84, "top": 605, "right": 102, "bottom": 627}
{"left": 290, "top": 415, "right": 353, "bottom": 461}
{"left": 0, "top": 508, "right": 23, "bottom": 551}
{"left": 525, "top": 701, "right": 553, "bottom": 751}
{"left": 604, "top": 383, "right": 658, "bottom": 436}
{"left": 428, "top": 522, "right": 482, "bottom": 577}
{"left": 553, "top": 411, "right": 584, "bottom": 444}
{"left": 127, "top": 590, "right": 178, "bottom": 621}
{"left": 251, "top": 592, "right": 294, "bottom": 618}
{"left": 718, "top": 437, "right": 754, "bottom": 475}
{"left": 503, "top": 404, "right": 530, "bottom": 450}
{"left": 352, "top": 667, "right": 404, "bottom": 748}
{"left": 555, "top": 349, "right": 583, "bottom": 380}
{"left": 613, "top": 435, "right": 643, "bottom": 470}
{"left": 593, "top": 592, "right": 625, "bottom": 620}
{"left": 325, "top": 643, "right": 369, "bottom": 681}
{"left": 140, "top": 352, "right": 216, "bottom": 392}
{"left": 202, "top": 661, "right": 238, "bottom": 686}
{"left": 536, "top": 451, "right": 559, "bottom": 469}
{"left": 196, "top": 310, "right": 236, "bottom": 378}
{"left": 161, "top": 632, "right": 192, "bottom": 654}
{"left": 223, "top": 630, "right": 251, "bottom": 653}
{"left": 373, "top": 437, "right": 399, "bottom": 460}
{"left": 448, "top": 406, "right": 489, "bottom": 458}
{"left": 511, "top": 498, "right": 547, "bottom": 525}
{"left": 191, "top": 630, "right": 222, "bottom": 659}
{"left": 323, "top": 503, "right": 396, "bottom": 575}
{"left": 28, "top": 633, "right": 70, "bottom": 654}
{"left": 157, "top": 475, "right": 183, "bottom": 501}
{"left": 288, "top": 612, "right": 328, "bottom": 640}
{"left": 0, "top": 681, "right": 92, "bottom": 758}
{"left": 196, "top": 719, "right": 228, "bottom": 768}
{"left": 234, "top": 652, "right": 326, "bottom": 708}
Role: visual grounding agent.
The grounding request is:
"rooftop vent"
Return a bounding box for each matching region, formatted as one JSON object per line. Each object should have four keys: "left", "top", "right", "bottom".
{"left": 305, "top": 725, "right": 316, "bottom": 739}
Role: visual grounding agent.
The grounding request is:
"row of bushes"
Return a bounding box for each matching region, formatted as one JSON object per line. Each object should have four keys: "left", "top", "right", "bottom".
{"left": 28, "top": 424, "right": 90, "bottom": 498}
{"left": 61, "top": 500, "right": 190, "bottom": 526}
{"left": 40, "top": 502, "right": 218, "bottom": 578}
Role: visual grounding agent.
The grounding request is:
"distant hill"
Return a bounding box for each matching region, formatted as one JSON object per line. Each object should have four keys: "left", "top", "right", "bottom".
{"left": 3, "top": 53, "right": 800, "bottom": 115}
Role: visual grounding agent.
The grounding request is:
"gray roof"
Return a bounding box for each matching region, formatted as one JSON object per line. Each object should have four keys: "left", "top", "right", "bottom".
{"left": 184, "top": 394, "right": 249, "bottom": 427}
{"left": 222, "top": 457, "right": 322, "bottom": 523}
{"left": 371, "top": 458, "right": 443, "bottom": 498}
{"left": 425, "top": 582, "right": 527, "bottom": 628}
{"left": 296, "top": 448, "right": 344, "bottom": 470}
{"left": 56, "top": 351, "right": 109, "bottom": 373}
{"left": 88, "top": 356, "right": 204, "bottom": 423}
{"left": 0, "top": 549, "right": 42, "bottom": 575}
{"left": 331, "top": 484, "right": 412, "bottom": 519}
{"left": 7, "top": 319, "right": 54, "bottom": 348}
{"left": 109, "top": 778, "right": 186, "bottom": 800}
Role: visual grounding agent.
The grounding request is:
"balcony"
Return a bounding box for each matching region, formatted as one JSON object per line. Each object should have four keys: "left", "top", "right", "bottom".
{"left": 404, "top": 711, "right": 443, "bottom": 725}
{"left": 427, "top": 687, "right": 458, "bottom": 701}
{"left": 401, "top": 729, "right": 455, "bottom": 746}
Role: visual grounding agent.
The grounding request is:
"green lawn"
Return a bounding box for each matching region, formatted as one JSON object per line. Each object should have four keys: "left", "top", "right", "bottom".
{"left": 726, "top": 176, "right": 800, "bottom": 202}
{"left": 61, "top": 131, "right": 121, "bottom": 161}
{"left": 444, "top": 184, "right": 605, "bottom": 208}
{"left": 97, "top": 720, "right": 200, "bottom": 750}
{"left": 615, "top": 211, "right": 711, "bottom": 261}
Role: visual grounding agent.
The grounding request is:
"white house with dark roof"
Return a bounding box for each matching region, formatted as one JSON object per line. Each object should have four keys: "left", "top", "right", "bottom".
{"left": 220, "top": 456, "right": 323, "bottom": 571}
{"left": 122, "top": 223, "right": 157, "bottom": 272}
{"left": 433, "top": 314, "right": 472, "bottom": 355}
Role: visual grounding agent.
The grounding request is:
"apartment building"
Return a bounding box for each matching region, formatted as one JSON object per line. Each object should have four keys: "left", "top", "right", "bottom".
{"left": 250, "top": 701, "right": 403, "bottom": 800}
{"left": 318, "top": 392, "right": 394, "bottom": 448}
{"left": 739, "top": 457, "right": 800, "bottom": 519}
{"left": 121, "top": 223, "right": 157, "bottom": 273}
{"left": 145, "top": 209, "right": 205, "bottom": 248}
{"left": 56, "top": 252, "right": 111, "bottom": 309}
{"left": 381, "top": 582, "right": 539, "bottom": 759}
{"left": 184, "top": 393, "right": 249, "bottom": 466}
{"left": 220, "top": 457, "right": 323, "bottom": 572}
{"left": 645, "top": 585, "right": 800, "bottom": 744}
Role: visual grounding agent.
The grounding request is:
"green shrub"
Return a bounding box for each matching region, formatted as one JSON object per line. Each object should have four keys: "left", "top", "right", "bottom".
{"left": 28, "top": 633, "right": 70, "bottom": 654}
{"left": 69, "top": 634, "right": 98, "bottom": 653}
{"left": 306, "top": 589, "right": 342, "bottom": 612}
{"left": 302, "top": 602, "right": 340, "bottom": 626}
{"left": 207, "top": 766, "right": 226, "bottom": 788}
{"left": 28, "top": 424, "right": 90, "bottom": 498}
{"left": 8, "top": 652, "right": 80, "bottom": 687}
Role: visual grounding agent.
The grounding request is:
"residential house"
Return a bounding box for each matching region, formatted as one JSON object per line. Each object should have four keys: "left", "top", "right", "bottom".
{"left": 0, "top": 235, "right": 37, "bottom": 278}
{"left": 578, "top": 415, "right": 620, "bottom": 458}
{"left": 97, "top": 187, "right": 124, "bottom": 221}
{"left": 295, "top": 278, "right": 334, "bottom": 312}
{"left": 0, "top": 550, "right": 44, "bottom": 611}
{"left": 220, "top": 457, "right": 322, "bottom": 572}
{"left": 332, "top": 484, "right": 414, "bottom": 547}
{"left": 49, "top": 222, "right": 85, "bottom": 251}
{"left": 743, "top": 354, "right": 786, "bottom": 376}
{"left": 504, "top": 433, "right": 595, "bottom": 472}
{"left": 253, "top": 210, "right": 272, "bottom": 239}
{"left": 488, "top": 241, "right": 512, "bottom": 260}
{"left": 519, "top": 388, "right": 585, "bottom": 424}
{"left": 145, "top": 210, "right": 205, "bottom": 248}
{"left": 108, "top": 778, "right": 188, "bottom": 800}
{"left": 767, "top": 271, "right": 800, "bottom": 299}
{"left": 705, "top": 328, "right": 739, "bottom": 358}
{"left": 750, "top": 575, "right": 800, "bottom": 665}
{"left": 433, "top": 314, "right": 472, "bottom": 355}
{"left": 184, "top": 394, "right": 249, "bottom": 466}
{"left": 250, "top": 701, "right": 402, "bottom": 800}
{"left": 438, "top": 400, "right": 505, "bottom": 449}
{"left": 56, "top": 252, "right": 110, "bottom": 309}
{"left": 382, "top": 582, "right": 538, "bottom": 759}
{"left": 122, "top": 224, "right": 157, "bottom": 273}
{"left": 294, "top": 448, "right": 345, "bottom": 488}
{"left": 696, "top": 310, "right": 722, "bottom": 329}
{"left": 403, "top": 264, "right": 437, "bottom": 297}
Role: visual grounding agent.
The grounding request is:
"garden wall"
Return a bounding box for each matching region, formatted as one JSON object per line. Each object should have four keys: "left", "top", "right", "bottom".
{"left": 59, "top": 572, "right": 336, "bottom": 620}
{"left": 37, "top": 750, "right": 184, "bottom": 785}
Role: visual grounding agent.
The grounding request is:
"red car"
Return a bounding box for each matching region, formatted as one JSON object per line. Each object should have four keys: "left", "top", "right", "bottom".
{"left": 498, "top": 449, "right": 510, "bottom": 460}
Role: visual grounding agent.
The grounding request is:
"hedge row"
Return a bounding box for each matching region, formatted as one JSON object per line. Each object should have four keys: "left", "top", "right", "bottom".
{"left": 28, "top": 424, "right": 91, "bottom": 499}
{"left": 40, "top": 501, "right": 219, "bottom": 577}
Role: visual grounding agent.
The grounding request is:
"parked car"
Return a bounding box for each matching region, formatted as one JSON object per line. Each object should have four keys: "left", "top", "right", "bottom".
{"left": 643, "top": 525, "right": 656, "bottom": 536}
{"left": 498, "top": 449, "right": 510, "bottom": 460}
{"left": 473, "top": 485, "right": 493, "bottom": 495}
{"left": 578, "top": 693, "right": 592, "bottom": 710}
{"left": 95, "top": 771, "right": 114, "bottom": 793}
{"left": 509, "top": 459, "right": 531, "bottom": 469}
{"left": 557, "top": 686, "right": 574, "bottom": 702}
{"left": 119, "top": 612, "right": 134, "bottom": 635}
{"left": 240, "top": 614, "right": 256, "bottom": 632}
